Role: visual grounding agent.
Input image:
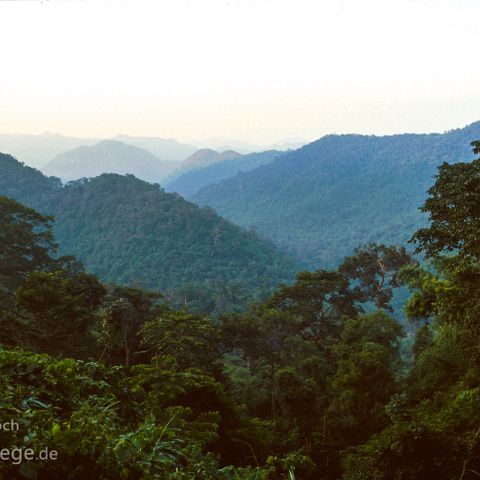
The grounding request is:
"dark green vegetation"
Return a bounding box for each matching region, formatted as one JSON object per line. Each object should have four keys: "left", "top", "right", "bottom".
{"left": 2, "top": 140, "right": 480, "bottom": 479}
{"left": 0, "top": 193, "right": 413, "bottom": 479}
{"left": 166, "top": 150, "right": 283, "bottom": 198}
{"left": 42, "top": 140, "right": 178, "bottom": 183}
{"left": 193, "top": 121, "right": 480, "bottom": 268}
{"left": 0, "top": 153, "right": 296, "bottom": 314}
{"left": 340, "top": 140, "right": 480, "bottom": 479}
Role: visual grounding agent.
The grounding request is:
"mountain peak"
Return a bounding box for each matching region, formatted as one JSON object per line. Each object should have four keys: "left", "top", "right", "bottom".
{"left": 41, "top": 140, "right": 176, "bottom": 183}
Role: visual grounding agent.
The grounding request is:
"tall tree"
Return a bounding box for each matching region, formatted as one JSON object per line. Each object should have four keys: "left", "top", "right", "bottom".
{"left": 411, "top": 140, "right": 480, "bottom": 259}
{"left": 328, "top": 311, "right": 403, "bottom": 444}
{"left": 0, "top": 195, "right": 57, "bottom": 292}
{"left": 339, "top": 243, "right": 413, "bottom": 311}
{"left": 140, "top": 310, "right": 222, "bottom": 376}
{"left": 98, "top": 287, "right": 164, "bottom": 366}
{"left": 14, "top": 270, "right": 101, "bottom": 357}
{"left": 269, "top": 269, "right": 357, "bottom": 345}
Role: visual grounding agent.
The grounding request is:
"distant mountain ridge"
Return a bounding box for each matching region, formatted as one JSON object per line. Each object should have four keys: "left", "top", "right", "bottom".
{"left": 192, "top": 121, "right": 480, "bottom": 268}
{"left": 189, "top": 137, "right": 308, "bottom": 153}
{"left": 41, "top": 140, "right": 177, "bottom": 183}
{"left": 0, "top": 131, "right": 302, "bottom": 174}
{"left": 165, "top": 150, "right": 283, "bottom": 198}
{"left": 0, "top": 132, "right": 99, "bottom": 168}
{"left": 178, "top": 148, "right": 242, "bottom": 170}
{"left": 113, "top": 134, "right": 196, "bottom": 162}
{"left": 163, "top": 149, "right": 243, "bottom": 184}
{"left": 0, "top": 132, "right": 198, "bottom": 170}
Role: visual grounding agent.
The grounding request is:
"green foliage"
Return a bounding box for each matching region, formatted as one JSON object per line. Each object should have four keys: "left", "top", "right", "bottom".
{"left": 0, "top": 155, "right": 298, "bottom": 310}
{"left": 0, "top": 153, "right": 61, "bottom": 205}
{"left": 341, "top": 138, "right": 480, "bottom": 480}
{"left": 266, "top": 449, "right": 316, "bottom": 479}
{"left": 338, "top": 244, "right": 413, "bottom": 311}
{"left": 140, "top": 311, "right": 222, "bottom": 375}
{"left": 328, "top": 312, "right": 403, "bottom": 444}
{"left": 341, "top": 384, "right": 480, "bottom": 480}
{"left": 13, "top": 270, "right": 100, "bottom": 357}
{"left": 412, "top": 141, "right": 480, "bottom": 259}
{"left": 192, "top": 124, "right": 480, "bottom": 268}
{"left": 411, "top": 323, "right": 433, "bottom": 359}
{"left": 0, "top": 195, "right": 57, "bottom": 293}
{"left": 98, "top": 286, "right": 165, "bottom": 366}
{"left": 165, "top": 279, "right": 257, "bottom": 317}
{"left": 3, "top": 137, "right": 480, "bottom": 479}
{"left": 401, "top": 257, "right": 480, "bottom": 350}
{"left": 0, "top": 348, "right": 265, "bottom": 479}
{"left": 0, "top": 197, "right": 106, "bottom": 355}
{"left": 269, "top": 269, "right": 357, "bottom": 340}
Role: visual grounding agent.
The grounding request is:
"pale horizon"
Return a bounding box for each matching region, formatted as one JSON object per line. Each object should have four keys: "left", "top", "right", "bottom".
{"left": 2, "top": 117, "right": 480, "bottom": 151}
{"left": 1, "top": 0, "right": 479, "bottom": 145}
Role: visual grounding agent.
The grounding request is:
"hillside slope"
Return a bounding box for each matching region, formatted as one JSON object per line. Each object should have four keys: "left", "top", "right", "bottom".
{"left": 192, "top": 121, "right": 480, "bottom": 267}
{"left": 164, "top": 149, "right": 242, "bottom": 185}
{"left": 0, "top": 152, "right": 60, "bottom": 204}
{"left": 165, "top": 150, "right": 282, "bottom": 198}
{"left": 0, "top": 154, "right": 297, "bottom": 295}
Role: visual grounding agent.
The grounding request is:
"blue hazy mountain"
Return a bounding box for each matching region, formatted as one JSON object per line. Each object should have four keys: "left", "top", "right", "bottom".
{"left": 165, "top": 150, "right": 283, "bottom": 198}
{"left": 113, "top": 134, "right": 196, "bottom": 162}
{"left": 41, "top": 140, "right": 178, "bottom": 183}
{"left": 0, "top": 132, "right": 99, "bottom": 168}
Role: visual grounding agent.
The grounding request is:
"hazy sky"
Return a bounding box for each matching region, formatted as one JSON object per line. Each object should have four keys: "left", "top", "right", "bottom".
{"left": 1, "top": 0, "right": 479, "bottom": 144}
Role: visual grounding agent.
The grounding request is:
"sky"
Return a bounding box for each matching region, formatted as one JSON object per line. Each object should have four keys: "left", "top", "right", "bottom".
{"left": 1, "top": 0, "right": 479, "bottom": 145}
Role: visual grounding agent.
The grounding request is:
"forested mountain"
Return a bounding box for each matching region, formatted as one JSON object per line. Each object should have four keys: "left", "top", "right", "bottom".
{"left": 0, "top": 153, "right": 297, "bottom": 308}
{"left": 0, "top": 132, "right": 99, "bottom": 168}
{"left": 47, "top": 175, "right": 296, "bottom": 292}
{"left": 3, "top": 141, "right": 480, "bottom": 479}
{"left": 0, "top": 152, "right": 61, "bottom": 203}
{"left": 41, "top": 140, "right": 177, "bottom": 183}
{"left": 2, "top": 139, "right": 480, "bottom": 479}
{"left": 193, "top": 121, "right": 480, "bottom": 268}
{"left": 165, "top": 150, "right": 283, "bottom": 198}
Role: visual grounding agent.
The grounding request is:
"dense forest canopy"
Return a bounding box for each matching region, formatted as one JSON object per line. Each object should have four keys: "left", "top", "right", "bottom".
{"left": 1, "top": 140, "right": 480, "bottom": 479}
{"left": 193, "top": 122, "right": 480, "bottom": 268}
{"left": 0, "top": 153, "right": 297, "bottom": 314}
